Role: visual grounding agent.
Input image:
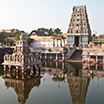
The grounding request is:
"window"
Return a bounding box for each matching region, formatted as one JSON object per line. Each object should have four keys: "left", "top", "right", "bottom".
{"left": 77, "top": 14, "right": 79, "bottom": 16}
{"left": 77, "top": 24, "right": 79, "bottom": 26}
{"left": 76, "top": 30, "right": 78, "bottom": 33}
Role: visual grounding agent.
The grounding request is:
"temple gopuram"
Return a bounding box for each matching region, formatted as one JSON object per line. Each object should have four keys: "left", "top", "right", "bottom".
{"left": 67, "top": 5, "right": 91, "bottom": 47}
{"left": 2, "top": 34, "right": 42, "bottom": 78}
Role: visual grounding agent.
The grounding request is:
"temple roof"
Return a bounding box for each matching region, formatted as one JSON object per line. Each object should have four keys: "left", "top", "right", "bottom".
{"left": 51, "top": 36, "right": 66, "bottom": 40}
{"left": 29, "top": 30, "right": 47, "bottom": 36}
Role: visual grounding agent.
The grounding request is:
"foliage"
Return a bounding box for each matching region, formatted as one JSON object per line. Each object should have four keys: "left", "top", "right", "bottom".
{"left": 15, "top": 34, "right": 33, "bottom": 46}
{"left": 0, "top": 33, "right": 6, "bottom": 43}
{"left": 27, "top": 37, "right": 34, "bottom": 45}
{"left": 52, "top": 33, "right": 57, "bottom": 36}
{"left": 54, "top": 28, "right": 62, "bottom": 35}
{"left": 0, "top": 32, "right": 18, "bottom": 37}
{"left": 4, "top": 39, "right": 15, "bottom": 46}
{"left": 36, "top": 27, "right": 62, "bottom": 36}
{"left": 15, "top": 33, "right": 21, "bottom": 41}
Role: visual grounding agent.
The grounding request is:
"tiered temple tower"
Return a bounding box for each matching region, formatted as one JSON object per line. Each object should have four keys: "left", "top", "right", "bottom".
{"left": 2, "top": 34, "right": 42, "bottom": 77}
{"left": 67, "top": 5, "right": 91, "bottom": 47}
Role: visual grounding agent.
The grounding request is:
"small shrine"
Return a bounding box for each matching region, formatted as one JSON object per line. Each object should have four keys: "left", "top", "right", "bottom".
{"left": 2, "top": 34, "right": 42, "bottom": 77}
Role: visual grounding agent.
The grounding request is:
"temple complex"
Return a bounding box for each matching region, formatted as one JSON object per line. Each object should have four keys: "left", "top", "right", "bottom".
{"left": 2, "top": 34, "right": 42, "bottom": 77}
{"left": 67, "top": 5, "right": 91, "bottom": 47}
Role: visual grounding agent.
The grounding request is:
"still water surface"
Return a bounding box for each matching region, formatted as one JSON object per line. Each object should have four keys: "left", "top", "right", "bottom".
{"left": 0, "top": 62, "right": 104, "bottom": 104}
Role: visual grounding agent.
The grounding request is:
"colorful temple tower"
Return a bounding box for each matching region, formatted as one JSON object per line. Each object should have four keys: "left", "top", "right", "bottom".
{"left": 67, "top": 5, "right": 91, "bottom": 47}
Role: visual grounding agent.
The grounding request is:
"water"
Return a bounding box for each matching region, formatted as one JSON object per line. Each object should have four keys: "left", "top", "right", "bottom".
{"left": 0, "top": 62, "right": 104, "bottom": 104}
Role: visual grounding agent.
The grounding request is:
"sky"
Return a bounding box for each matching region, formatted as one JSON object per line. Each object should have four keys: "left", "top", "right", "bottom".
{"left": 0, "top": 0, "right": 104, "bottom": 35}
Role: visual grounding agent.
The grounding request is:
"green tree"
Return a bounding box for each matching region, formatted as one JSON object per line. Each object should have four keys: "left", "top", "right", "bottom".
{"left": 15, "top": 33, "right": 21, "bottom": 41}
{"left": 0, "top": 33, "right": 6, "bottom": 43}
{"left": 27, "top": 38, "right": 33, "bottom": 46}
{"left": 48, "top": 28, "right": 54, "bottom": 36}
{"left": 4, "top": 39, "right": 14, "bottom": 46}
{"left": 35, "top": 27, "right": 62, "bottom": 36}
{"left": 54, "top": 28, "right": 62, "bottom": 35}
{"left": 52, "top": 33, "right": 57, "bottom": 36}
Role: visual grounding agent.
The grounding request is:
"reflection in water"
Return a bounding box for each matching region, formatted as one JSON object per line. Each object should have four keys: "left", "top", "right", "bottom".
{"left": 3, "top": 73, "right": 42, "bottom": 104}
{"left": 1, "top": 61, "right": 104, "bottom": 104}
{"left": 67, "top": 71, "right": 90, "bottom": 104}
{"left": 82, "top": 63, "right": 104, "bottom": 78}
{"left": 42, "top": 61, "right": 90, "bottom": 104}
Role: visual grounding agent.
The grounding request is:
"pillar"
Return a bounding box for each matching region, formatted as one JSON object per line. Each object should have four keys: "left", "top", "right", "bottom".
{"left": 82, "top": 55, "right": 84, "bottom": 62}
{"left": 21, "top": 66, "right": 24, "bottom": 74}
{"left": 60, "top": 40, "right": 62, "bottom": 47}
{"left": 53, "top": 39, "right": 55, "bottom": 47}
{"left": 50, "top": 54, "right": 52, "bottom": 60}
{"left": 50, "top": 61, "right": 52, "bottom": 67}
{"left": 8, "top": 66, "right": 11, "bottom": 72}
{"left": 89, "top": 56, "right": 90, "bottom": 62}
{"left": 21, "top": 66, "right": 24, "bottom": 79}
{"left": 56, "top": 54, "right": 58, "bottom": 61}
{"left": 56, "top": 61, "right": 58, "bottom": 68}
{"left": 38, "top": 64, "right": 41, "bottom": 73}
{"left": 22, "top": 55, "right": 24, "bottom": 64}
{"left": 30, "top": 66, "right": 33, "bottom": 74}
{"left": 35, "top": 65, "right": 37, "bottom": 73}
{"left": 62, "top": 62, "right": 64, "bottom": 69}
{"left": 40, "top": 53, "right": 42, "bottom": 60}
{"left": 8, "top": 66, "right": 11, "bottom": 77}
{"left": 88, "top": 63, "right": 90, "bottom": 70}
{"left": 45, "top": 61, "right": 47, "bottom": 67}
{"left": 45, "top": 53, "right": 47, "bottom": 60}
{"left": 4, "top": 65, "right": 7, "bottom": 77}
{"left": 27, "top": 66, "right": 31, "bottom": 73}
{"left": 96, "top": 56, "right": 98, "bottom": 63}
{"left": 79, "top": 70, "right": 82, "bottom": 77}
{"left": 33, "top": 65, "right": 36, "bottom": 74}
{"left": 57, "top": 39, "right": 58, "bottom": 47}
{"left": 103, "top": 64, "right": 104, "bottom": 70}
{"left": 103, "top": 56, "right": 104, "bottom": 63}
{"left": 16, "top": 66, "right": 19, "bottom": 79}
{"left": 63, "top": 39, "right": 65, "bottom": 47}
{"left": 62, "top": 53, "right": 64, "bottom": 61}
{"left": 96, "top": 64, "right": 98, "bottom": 70}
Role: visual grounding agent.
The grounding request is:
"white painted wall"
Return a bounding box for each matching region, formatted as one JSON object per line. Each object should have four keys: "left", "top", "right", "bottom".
{"left": 30, "top": 41, "right": 67, "bottom": 48}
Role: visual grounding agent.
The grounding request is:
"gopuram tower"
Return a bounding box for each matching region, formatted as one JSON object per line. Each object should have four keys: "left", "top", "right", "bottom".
{"left": 67, "top": 5, "right": 91, "bottom": 47}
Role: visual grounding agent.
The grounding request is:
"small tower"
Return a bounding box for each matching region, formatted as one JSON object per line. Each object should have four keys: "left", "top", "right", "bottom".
{"left": 2, "top": 34, "right": 41, "bottom": 75}
{"left": 67, "top": 5, "right": 91, "bottom": 47}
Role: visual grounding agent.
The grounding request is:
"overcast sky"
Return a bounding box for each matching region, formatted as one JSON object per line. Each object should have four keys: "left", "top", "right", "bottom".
{"left": 0, "top": 0, "right": 104, "bottom": 35}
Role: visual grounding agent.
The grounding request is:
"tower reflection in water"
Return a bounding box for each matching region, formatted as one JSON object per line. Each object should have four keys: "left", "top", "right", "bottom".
{"left": 67, "top": 69, "right": 90, "bottom": 104}
{"left": 2, "top": 61, "right": 97, "bottom": 104}
{"left": 41, "top": 61, "right": 90, "bottom": 104}
{"left": 3, "top": 69, "right": 42, "bottom": 104}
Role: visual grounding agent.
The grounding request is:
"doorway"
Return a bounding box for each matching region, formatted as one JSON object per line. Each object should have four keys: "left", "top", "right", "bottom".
{"left": 75, "top": 36, "right": 79, "bottom": 47}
